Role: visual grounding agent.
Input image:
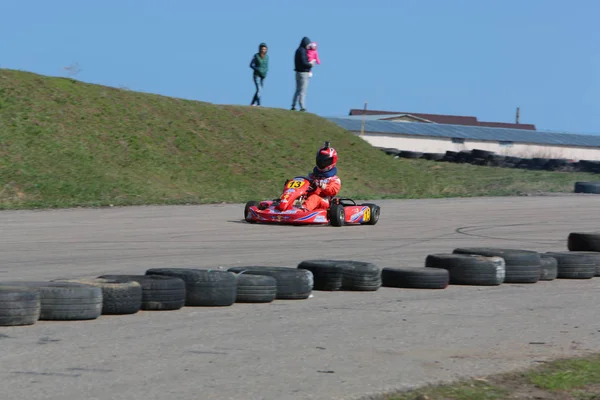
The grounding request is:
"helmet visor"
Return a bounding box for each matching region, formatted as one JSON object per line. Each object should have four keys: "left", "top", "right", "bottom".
{"left": 316, "top": 154, "right": 334, "bottom": 170}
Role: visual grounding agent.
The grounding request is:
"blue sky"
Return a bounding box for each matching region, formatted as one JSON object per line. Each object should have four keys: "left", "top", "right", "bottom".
{"left": 2, "top": 0, "right": 599, "bottom": 133}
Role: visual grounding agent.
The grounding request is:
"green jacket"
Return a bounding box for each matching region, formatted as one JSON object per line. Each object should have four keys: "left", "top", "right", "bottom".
{"left": 250, "top": 53, "right": 269, "bottom": 78}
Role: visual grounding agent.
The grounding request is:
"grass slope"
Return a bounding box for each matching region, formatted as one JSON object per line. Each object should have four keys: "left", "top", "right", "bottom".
{"left": 0, "top": 69, "right": 597, "bottom": 209}
{"left": 386, "top": 354, "right": 600, "bottom": 400}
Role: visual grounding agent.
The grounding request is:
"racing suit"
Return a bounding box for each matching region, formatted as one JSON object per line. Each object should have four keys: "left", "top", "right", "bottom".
{"left": 303, "top": 169, "right": 341, "bottom": 211}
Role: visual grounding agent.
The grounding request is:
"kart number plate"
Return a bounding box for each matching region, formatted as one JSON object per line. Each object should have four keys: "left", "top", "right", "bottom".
{"left": 287, "top": 180, "right": 305, "bottom": 189}
{"left": 363, "top": 207, "right": 371, "bottom": 222}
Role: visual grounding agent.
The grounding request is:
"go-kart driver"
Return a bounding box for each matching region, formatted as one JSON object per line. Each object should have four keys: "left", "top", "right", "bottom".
{"left": 301, "top": 142, "right": 341, "bottom": 211}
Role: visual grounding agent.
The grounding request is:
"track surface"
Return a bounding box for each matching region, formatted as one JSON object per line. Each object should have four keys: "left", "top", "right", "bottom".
{"left": 1, "top": 196, "right": 600, "bottom": 400}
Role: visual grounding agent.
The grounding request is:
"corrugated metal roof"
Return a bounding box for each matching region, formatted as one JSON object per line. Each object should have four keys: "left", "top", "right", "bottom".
{"left": 346, "top": 109, "right": 537, "bottom": 130}
{"left": 326, "top": 117, "right": 600, "bottom": 148}
{"left": 344, "top": 114, "right": 426, "bottom": 121}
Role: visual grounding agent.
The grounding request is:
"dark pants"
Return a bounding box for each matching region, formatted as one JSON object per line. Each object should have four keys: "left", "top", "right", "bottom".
{"left": 251, "top": 74, "right": 264, "bottom": 105}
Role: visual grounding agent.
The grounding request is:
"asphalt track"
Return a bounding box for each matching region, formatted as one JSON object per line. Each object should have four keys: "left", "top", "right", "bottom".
{"left": 1, "top": 195, "right": 600, "bottom": 400}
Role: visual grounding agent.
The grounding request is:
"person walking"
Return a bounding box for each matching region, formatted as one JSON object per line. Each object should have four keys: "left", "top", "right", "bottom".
{"left": 291, "top": 37, "right": 313, "bottom": 111}
{"left": 250, "top": 42, "right": 269, "bottom": 106}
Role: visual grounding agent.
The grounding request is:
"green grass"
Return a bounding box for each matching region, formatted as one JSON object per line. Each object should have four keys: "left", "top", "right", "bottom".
{"left": 388, "top": 380, "right": 509, "bottom": 400}
{"left": 525, "top": 356, "right": 600, "bottom": 390}
{"left": 385, "top": 354, "right": 600, "bottom": 400}
{"left": 0, "top": 68, "right": 598, "bottom": 209}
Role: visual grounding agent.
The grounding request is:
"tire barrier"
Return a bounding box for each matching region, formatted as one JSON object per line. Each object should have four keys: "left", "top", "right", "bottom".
{"left": 378, "top": 147, "right": 600, "bottom": 175}
{"left": 1, "top": 231, "right": 599, "bottom": 326}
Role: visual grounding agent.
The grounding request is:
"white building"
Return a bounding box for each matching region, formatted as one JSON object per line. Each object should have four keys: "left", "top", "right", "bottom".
{"left": 327, "top": 113, "right": 600, "bottom": 161}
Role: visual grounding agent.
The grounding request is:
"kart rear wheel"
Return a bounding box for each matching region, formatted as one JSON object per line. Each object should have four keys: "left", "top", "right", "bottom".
{"left": 361, "top": 203, "right": 380, "bottom": 225}
{"left": 244, "top": 201, "right": 259, "bottom": 223}
{"left": 329, "top": 204, "right": 345, "bottom": 227}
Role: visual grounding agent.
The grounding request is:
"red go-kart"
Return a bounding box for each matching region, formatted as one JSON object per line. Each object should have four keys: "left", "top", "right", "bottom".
{"left": 244, "top": 176, "right": 380, "bottom": 226}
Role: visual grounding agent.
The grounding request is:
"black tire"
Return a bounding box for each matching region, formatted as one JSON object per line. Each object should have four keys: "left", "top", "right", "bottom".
{"left": 505, "top": 156, "right": 522, "bottom": 164}
{"left": 329, "top": 203, "right": 345, "bottom": 227}
{"left": 235, "top": 274, "right": 277, "bottom": 303}
{"left": 471, "top": 149, "right": 494, "bottom": 159}
{"left": 516, "top": 160, "right": 531, "bottom": 169}
{"left": 297, "top": 260, "right": 345, "bottom": 291}
{"left": 0, "top": 286, "right": 41, "bottom": 326}
{"left": 99, "top": 274, "right": 186, "bottom": 311}
{"left": 0, "top": 281, "right": 103, "bottom": 320}
{"left": 568, "top": 232, "right": 600, "bottom": 251}
{"left": 452, "top": 247, "right": 541, "bottom": 283}
{"left": 578, "top": 161, "right": 600, "bottom": 173}
{"left": 438, "top": 156, "right": 455, "bottom": 163}
{"left": 339, "top": 261, "right": 381, "bottom": 291}
{"left": 228, "top": 266, "right": 313, "bottom": 299}
{"left": 425, "top": 254, "right": 505, "bottom": 286}
{"left": 421, "top": 153, "right": 442, "bottom": 161}
{"left": 531, "top": 158, "right": 549, "bottom": 167}
{"left": 53, "top": 278, "right": 142, "bottom": 315}
{"left": 545, "top": 159, "right": 569, "bottom": 171}
{"left": 380, "top": 148, "right": 400, "bottom": 156}
{"left": 544, "top": 252, "right": 596, "bottom": 279}
{"left": 244, "top": 201, "right": 259, "bottom": 223}
{"left": 454, "top": 151, "right": 474, "bottom": 163}
{"left": 382, "top": 267, "right": 449, "bottom": 289}
{"left": 560, "top": 251, "right": 600, "bottom": 276}
{"left": 145, "top": 268, "right": 237, "bottom": 306}
{"left": 398, "top": 150, "right": 423, "bottom": 159}
{"left": 539, "top": 255, "right": 558, "bottom": 281}
{"left": 574, "top": 182, "right": 600, "bottom": 194}
{"left": 361, "top": 203, "right": 380, "bottom": 226}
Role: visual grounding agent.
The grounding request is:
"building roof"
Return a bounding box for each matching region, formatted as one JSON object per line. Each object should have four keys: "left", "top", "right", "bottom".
{"left": 327, "top": 117, "right": 600, "bottom": 148}
{"left": 347, "top": 108, "right": 537, "bottom": 130}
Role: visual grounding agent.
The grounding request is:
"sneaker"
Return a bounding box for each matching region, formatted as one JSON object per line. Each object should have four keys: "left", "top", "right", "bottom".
{"left": 290, "top": 107, "right": 296, "bottom": 111}
{"left": 300, "top": 108, "right": 306, "bottom": 112}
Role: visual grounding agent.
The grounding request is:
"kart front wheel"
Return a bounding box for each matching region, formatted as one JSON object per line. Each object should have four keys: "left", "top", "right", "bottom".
{"left": 244, "top": 201, "right": 259, "bottom": 223}
{"left": 361, "top": 203, "right": 380, "bottom": 225}
{"left": 329, "top": 204, "right": 345, "bottom": 227}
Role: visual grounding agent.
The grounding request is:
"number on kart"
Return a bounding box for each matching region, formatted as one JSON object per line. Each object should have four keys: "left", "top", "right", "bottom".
{"left": 286, "top": 180, "right": 305, "bottom": 189}
{"left": 363, "top": 207, "right": 371, "bottom": 222}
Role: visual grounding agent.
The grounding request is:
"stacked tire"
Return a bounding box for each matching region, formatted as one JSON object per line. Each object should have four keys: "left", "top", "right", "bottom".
{"left": 235, "top": 274, "right": 277, "bottom": 303}
{"left": 296, "top": 260, "right": 345, "bottom": 291}
{"left": 228, "top": 267, "right": 313, "bottom": 300}
{"left": 0, "top": 286, "right": 41, "bottom": 326}
{"left": 145, "top": 268, "right": 237, "bottom": 306}
{"left": 53, "top": 278, "right": 142, "bottom": 315}
{"left": 381, "top": 267, "right": 449, "bottom": 289}
{"left": 0, "top": 281, "right": 102, "bottom": 321}
{"left": 296, "top": 260, "right": 381, "bottom": 291}
{"left": 574, "top": 182, "right": 600, "bottom": 194}
{"left": 452, "top": 248, "right": 541, "bottom": 284}
{"left": 339, "top": 261, "right": 381, "bottom": 291}
{"left": 99, "top": 275, "right": 186, "bottom": 311}
{"left": 424, "top": 254, "right": 505, "bottom": 286}
{"left": 544, "top": 253, "right": 596, "bottom": 279}
{"left": 568, "top": 232, "right": 600, "bottom": 251}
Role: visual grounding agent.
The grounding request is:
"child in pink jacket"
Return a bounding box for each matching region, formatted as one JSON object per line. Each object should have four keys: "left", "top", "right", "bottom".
{"left": 307, "top": 42, "right": 320, "bottom": 77}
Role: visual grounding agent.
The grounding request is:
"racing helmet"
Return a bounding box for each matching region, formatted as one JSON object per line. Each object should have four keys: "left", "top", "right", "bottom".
{"left": 315, "top": 141, "right": 338, "bottom": 172}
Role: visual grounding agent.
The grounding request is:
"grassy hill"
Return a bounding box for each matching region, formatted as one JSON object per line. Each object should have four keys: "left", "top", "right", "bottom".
{"left": 0, "top": 69, "right": 596, "bottom": 210}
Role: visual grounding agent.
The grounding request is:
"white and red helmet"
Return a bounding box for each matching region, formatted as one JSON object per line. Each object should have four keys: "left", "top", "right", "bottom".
{"left": 315, "top": 141, "right": 338, "bottom": 172}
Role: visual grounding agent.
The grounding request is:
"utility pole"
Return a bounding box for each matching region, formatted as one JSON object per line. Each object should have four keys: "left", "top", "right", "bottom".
{"left": 360, "top": 101, "right": 368, "bottom": 136}
{"left": 516, "top": 107, "right": 520, "bottom": 124}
